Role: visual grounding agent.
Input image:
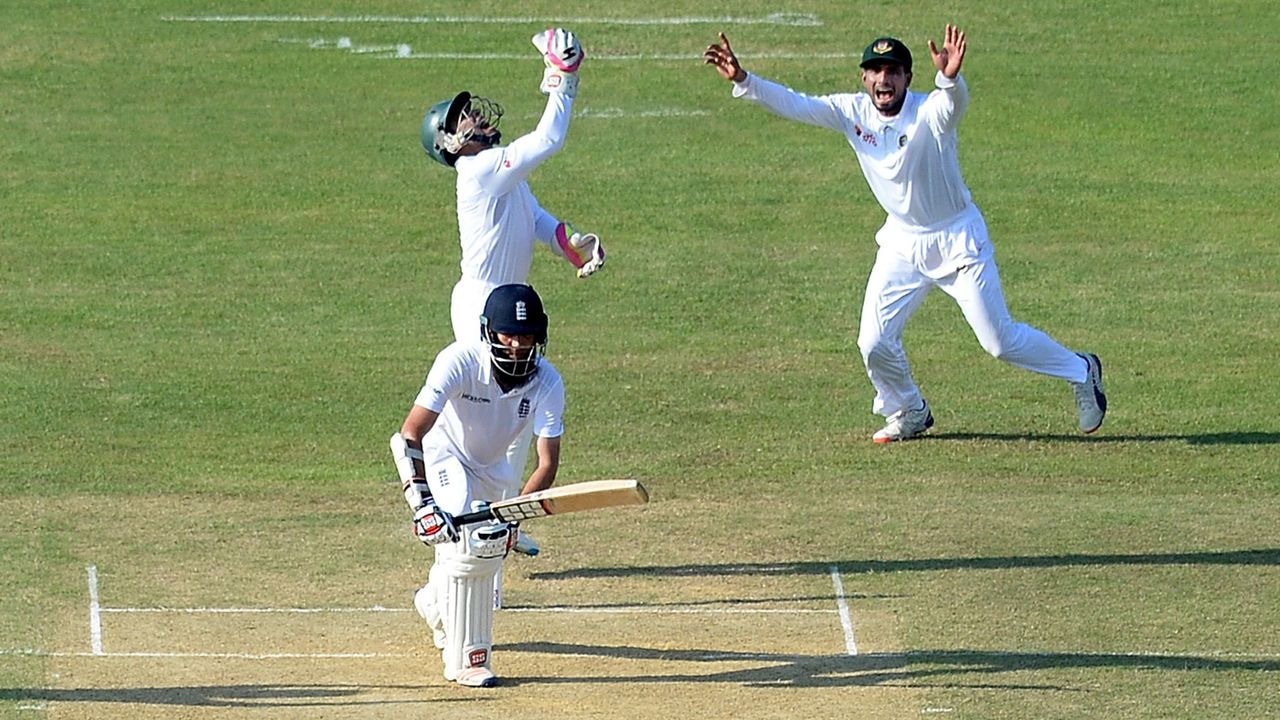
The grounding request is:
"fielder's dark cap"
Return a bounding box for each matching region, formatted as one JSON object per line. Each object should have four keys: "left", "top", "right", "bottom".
{"left": 860, "top": 37, "right": 912, "bottom": 72}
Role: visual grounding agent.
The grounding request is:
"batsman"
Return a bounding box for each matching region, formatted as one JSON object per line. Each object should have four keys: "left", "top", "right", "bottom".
{"left": 390, "top": 283, "right": 565, "bottom": 688}
{"left": 420, "top": 28, "right": 605, "bottom": 557}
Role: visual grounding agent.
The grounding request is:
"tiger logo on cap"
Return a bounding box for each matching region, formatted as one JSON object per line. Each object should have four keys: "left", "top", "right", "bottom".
{"left": 873, "top": 40, "right": 895, "bottom": 53}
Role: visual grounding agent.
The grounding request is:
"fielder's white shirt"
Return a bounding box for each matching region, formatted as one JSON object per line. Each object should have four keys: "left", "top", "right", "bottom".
{"left": 734, "top": 71, "right": 987, "bottom": 277}
{"left": 414, "top": 340, "right": 565, "bottom": 496}
{"left": 452, "top": 92, "right": 574, "bottom": 285}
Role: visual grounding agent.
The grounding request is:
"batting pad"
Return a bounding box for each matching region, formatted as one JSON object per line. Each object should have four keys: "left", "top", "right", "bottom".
{"left": 435, "top": 541, "right": 504, "bottom": 680}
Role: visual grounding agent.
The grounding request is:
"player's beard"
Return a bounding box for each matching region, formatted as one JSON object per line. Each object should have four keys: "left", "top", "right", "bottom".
{"left": 492, "top": 360, "right": 535, "bottom": 391}
{"left": 489, "top": 345, "right": 538, "bottom": 391}
{"left": 472, "top": 127, "right": 501, "bottom": 148}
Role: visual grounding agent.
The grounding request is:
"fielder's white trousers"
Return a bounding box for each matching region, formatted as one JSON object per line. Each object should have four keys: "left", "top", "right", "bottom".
{"left": 857, "top": 239, "right": 1087, "bottom": 419}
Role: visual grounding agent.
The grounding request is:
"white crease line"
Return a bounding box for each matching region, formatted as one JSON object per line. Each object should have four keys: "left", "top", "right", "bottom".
{"left": 511, "top": 606, "right": 829, "bottom": 614}
{"left": 0, "top": 648, "right": 775, "bottom": 661}
{"left": 1, "top": 649, "right": 404, "bottom": 659}
{"left": 100, "top": 605, "right": 829, "bottom": 614}
{"left": 86, "top": 565, "right": 103, "bottom": 656}
{"left": 572, "top": 108, "right": 710, "bottom": 119}
{"left": 100, "top": 606, "right": 411, "bottom": 614}
{"left": 283, "top": 38, "right": 859, "bottom": 62}
{"left": 6, "top": 646, "right": 1280, "bottom": 661}
{"left": 831, "top": 565, "right": 858, "bottom": 656}
{"left": 350, "top": 45, "right": 400, "bottom": 55}
{"left": 163, "top": 14, "right": 823, "bottom": 27}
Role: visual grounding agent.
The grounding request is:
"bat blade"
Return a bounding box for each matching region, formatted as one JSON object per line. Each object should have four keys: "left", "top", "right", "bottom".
{"left": 453, "top": 479, "right": 648, "bottom": 526}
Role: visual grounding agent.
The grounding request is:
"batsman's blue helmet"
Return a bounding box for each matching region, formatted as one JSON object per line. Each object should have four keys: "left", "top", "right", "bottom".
{"left": 481, "top": 284, "right": 548, "bottom": 380}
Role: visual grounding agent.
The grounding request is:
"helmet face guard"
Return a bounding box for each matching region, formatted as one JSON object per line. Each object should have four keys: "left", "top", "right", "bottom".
{"left": 480, "top": 284, "right": 548, "bottom": 381}
{"left": 483, "top": 330, "right": 546, "bottom": 380}
{"left": 421, "top": 92, "right": 503, "bottom": 167}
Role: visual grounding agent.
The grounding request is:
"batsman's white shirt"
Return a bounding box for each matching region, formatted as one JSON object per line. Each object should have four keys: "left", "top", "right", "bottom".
{"left": 448, "top": 92, "right": 574, "bottom": 341}
{"left": 414, "top": 341, "right": 565, "bottom": 501}
{"left": 734, "top": 71, "right": 984, "bottom": 279}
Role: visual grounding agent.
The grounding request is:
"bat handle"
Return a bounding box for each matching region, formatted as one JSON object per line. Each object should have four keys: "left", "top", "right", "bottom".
{"left": 450, "top": 507, "right": 488, "bottom": 525}
{"left": 449, "top": 507, "right": 497, "bottom": 527}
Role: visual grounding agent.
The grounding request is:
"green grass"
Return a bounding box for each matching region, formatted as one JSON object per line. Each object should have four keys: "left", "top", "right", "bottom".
{"left": 2, "top": 1, "right": 1277, "bottom": 718}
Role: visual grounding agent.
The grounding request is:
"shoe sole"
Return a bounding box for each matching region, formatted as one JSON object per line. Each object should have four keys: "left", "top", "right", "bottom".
{"left": 455, "top": 668, "right": 498, "bottom": 688}
{"left": 872, "top": 411, "right": 935, "bottom": 444}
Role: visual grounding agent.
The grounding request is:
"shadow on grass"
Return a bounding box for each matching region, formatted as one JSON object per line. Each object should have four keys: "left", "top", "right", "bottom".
{"left": 933, "top": 431, "right": 1280, "bottom": 445}
{"left": 529, "top": 548, "right": 1280, "bottom": 581}
{"left": 505, "top": 592, "right": 903, "bottom": 611}
{"left": 0, "top": 685, "right": 464, "bottom": 708}
{"left": 501, "top": 643, "right": 1280, "bottom": 689}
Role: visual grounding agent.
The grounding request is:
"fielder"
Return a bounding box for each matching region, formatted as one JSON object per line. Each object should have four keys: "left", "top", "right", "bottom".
{"left": 390, "top": 283, "right": 564, "bottom": 688}
{"left": 420, "top": 27, "right": 605, "bottom": 553}
{"left": 704, "top": 25, "right": 1107, "bottom": 441}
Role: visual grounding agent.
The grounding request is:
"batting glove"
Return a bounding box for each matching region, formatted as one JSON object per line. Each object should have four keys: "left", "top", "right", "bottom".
{"left": 412, "top": 502, "right": 459, "bottom": 546}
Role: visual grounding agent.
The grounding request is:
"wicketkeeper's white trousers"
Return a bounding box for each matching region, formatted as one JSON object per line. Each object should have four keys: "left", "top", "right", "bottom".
{"left": 451, "top": 275, "right": 537, "bottom": 498}
{"left": 857, "top": 233, "right": 1087, "bottom": 419}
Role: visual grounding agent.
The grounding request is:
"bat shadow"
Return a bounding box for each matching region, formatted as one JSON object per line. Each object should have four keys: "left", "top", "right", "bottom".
{"left": 498, "top": 642, "right": 1280, "bottom": 689}
{"left": 528, "top": 548, "right": 1280, "bottom": 581}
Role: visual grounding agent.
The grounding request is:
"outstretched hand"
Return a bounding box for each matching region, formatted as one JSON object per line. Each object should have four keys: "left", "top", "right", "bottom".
{"left": 704, "top": 32, "right": 747, "bottom": 83}
{"left": 928, "top": 24, "right": 967, "bottom": 79}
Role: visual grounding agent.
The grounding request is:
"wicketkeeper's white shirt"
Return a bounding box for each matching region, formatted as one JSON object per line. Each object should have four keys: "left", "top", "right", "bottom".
{"left": 414, "top": 341, "right": 565, "bottom": 499}
{"left": 452, "top": 92, "right": 574, "bottom": 286}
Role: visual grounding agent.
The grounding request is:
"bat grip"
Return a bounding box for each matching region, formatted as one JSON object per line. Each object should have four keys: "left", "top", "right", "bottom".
{"left": 449, "top": 508, "right": 496, "bottom": 527}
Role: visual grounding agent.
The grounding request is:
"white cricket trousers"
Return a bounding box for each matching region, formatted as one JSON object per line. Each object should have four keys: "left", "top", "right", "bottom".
{"left": 450, "top": 276, "right": 501, "bottom": 345}
{"left": 857, "top": 246, "right": 1087, "bottom": 418}
{"left": 451, "top": 275, "right": 536, "bottom": 496}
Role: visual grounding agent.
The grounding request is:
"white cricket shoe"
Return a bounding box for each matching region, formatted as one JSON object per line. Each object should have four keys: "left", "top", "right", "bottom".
{"left": 454, "top": 666, "right": 498, "bottom": 688}
{"left": 1072, "top": 352, "right": 1107, "bottom": 433}
{"left": 512, "top": 529, "right": 540, "bottom": 557}
{"left": 413, "top": 586, "right": 447, "bottom": 650}
{"left": 872, "top": 401, "right": 935, "bottom": 443}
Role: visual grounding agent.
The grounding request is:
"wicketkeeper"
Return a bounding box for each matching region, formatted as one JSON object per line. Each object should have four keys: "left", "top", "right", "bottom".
{"left": 390, "top": 283, "right": 565, "bottom": 688}
{"left": 419, "top": 28, "right": 603, "bottom": 558}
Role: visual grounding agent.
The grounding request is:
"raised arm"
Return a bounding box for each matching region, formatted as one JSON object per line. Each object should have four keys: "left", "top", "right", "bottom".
{"left": 468, "top": 30, "right": 582, "bottom": 195}
{"left": 922, "top": 24, "right": 970, "bottom": 133}
{"left": 705, "top": 31, "right": 850, "bottom": 133}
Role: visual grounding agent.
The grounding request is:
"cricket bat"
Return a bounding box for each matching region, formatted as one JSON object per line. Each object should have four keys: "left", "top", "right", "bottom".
{"left": 452, "top": 479, "right": 648, "bottom": 526}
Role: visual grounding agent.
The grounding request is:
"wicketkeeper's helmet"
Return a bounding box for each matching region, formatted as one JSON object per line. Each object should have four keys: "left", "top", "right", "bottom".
{"left": 421, "top": 91, "right": 503, "bottom": 167}
{"left": 481, "top": 284, "right": 548, "bottom": 380}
